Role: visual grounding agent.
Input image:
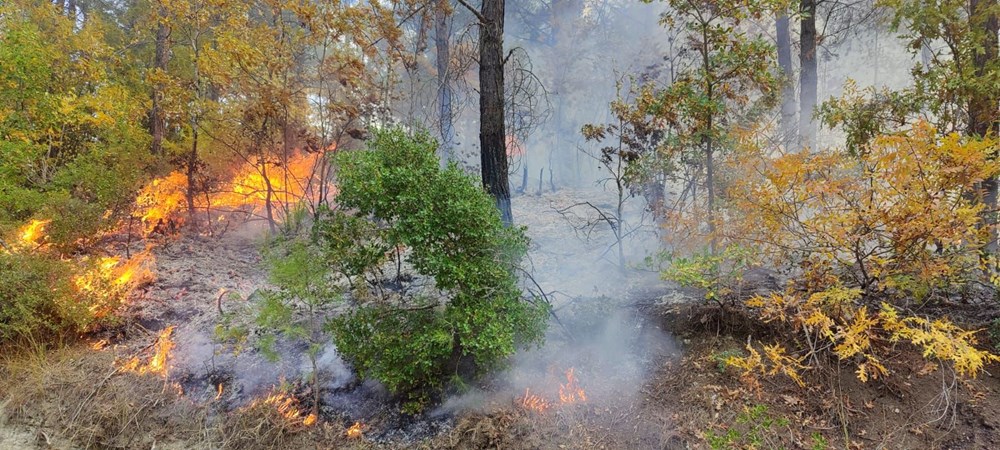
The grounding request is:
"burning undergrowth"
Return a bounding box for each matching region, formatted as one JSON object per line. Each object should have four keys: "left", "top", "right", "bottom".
{"left": 2, "top": 182, "right": 684, "bottom": 448}
{"left": 134, "top": 151, "right": 328, "bottom": 237}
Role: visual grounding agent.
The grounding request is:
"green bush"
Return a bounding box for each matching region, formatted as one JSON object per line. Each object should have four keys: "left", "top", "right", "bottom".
{"left": 321, "top": 128, "right": 547, "bottom": 410}
{"left": 0, "top": 252, "right": 84, "bottom": 343}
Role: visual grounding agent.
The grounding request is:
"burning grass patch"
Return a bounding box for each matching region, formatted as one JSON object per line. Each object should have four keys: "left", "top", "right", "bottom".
{"left": 0, "top": 343, "right": 207, "bottom": 449}
{"left": 0, "top": 342, "right": 371, "bottom": 450}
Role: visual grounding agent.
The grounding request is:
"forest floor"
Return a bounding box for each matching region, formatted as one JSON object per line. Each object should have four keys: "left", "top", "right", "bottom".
{"left": 3, "top": 188, "right": 1000, "bottom": 449}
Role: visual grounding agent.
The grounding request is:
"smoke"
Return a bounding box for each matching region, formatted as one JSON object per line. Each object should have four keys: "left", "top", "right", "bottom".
{"left": 433, "top": 187, "right": 677, "bottom": 417}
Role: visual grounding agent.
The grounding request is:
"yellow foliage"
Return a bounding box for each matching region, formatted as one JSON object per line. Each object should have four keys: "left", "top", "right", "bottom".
{"left": 725, "top": 343, "right": 807, "bottom": 391}
{"left": 879, "top": 304, "right": 1000, "bottom": 378}
{"left": 720, "top": 121, "right": 1000, "bottom": 389}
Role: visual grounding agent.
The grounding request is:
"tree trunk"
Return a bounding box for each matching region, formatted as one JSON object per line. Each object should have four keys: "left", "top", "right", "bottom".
{"left": 435, "top": 0, "right": 454, "bottom": 165}
{"left": 971, "top": 0, "right": 999, "bottom": 252}
{"left": 186, "top": 126, "right": 198, "bottom": 222}
{"left": 776, "top": 14, "right": 796, "bottom": 150}
{"left": 151, "top": 2, "right": 170, "bottom": 156}
{"left": 798, "top": 0, "right": 818, "bottom": 151}
{"left": 478, "top": 0, "right": 513, "bottom": 225}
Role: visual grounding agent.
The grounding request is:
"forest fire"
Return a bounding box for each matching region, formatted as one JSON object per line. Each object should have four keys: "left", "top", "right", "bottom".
{"left": 250, "top": 391, "right": 316, "bottom": 427}
{"left": 518, "top": 388, "right": 552, "bottom": 413}
{"left": 133, "top": 152, "right": 324, "bottom": 236}
{"left": 517, "top": 368, "right": 587, "bottom": 413}
{"left": 346, "top": 421, "right": 364, "bottom": 438}
{"left": 18, "top": 219, "right": 50, "bottom": 245}
{"left": 135, "top": 172, "right": 188, "bottom": 235}
{"left": 120, "top": 326, "right": 175, "bottom": 376}
{"left": 74, "top": 251, "right": 154, "bottom": 317}
{"left": 559, "top": 368, "right": 587, "bottom": 404}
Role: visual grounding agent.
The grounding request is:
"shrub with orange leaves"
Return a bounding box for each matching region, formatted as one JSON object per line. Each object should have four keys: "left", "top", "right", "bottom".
{"left": 720, "top": 121, "right": 1000, "bottom": 387}
{"left": 729, "top": 121, "right": 996, "bottom": 298}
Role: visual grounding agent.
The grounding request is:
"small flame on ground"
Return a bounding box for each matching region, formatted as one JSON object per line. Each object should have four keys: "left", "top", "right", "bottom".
{"left": 215, "top": 383, "right": 224, "bottom": 400}
{"left": 517, "top": 388, "right": 551, "bottom": 413}
{"left": 559, "top": 368, "right": 587, "bottom": 404}
{"left": 120, "top": 326, "right": 175, "bottom": 376}
{"left": 19, "top": 219, "right": 50, "bottom": 245}
{"left": 90, "top": 339, "right": 108, "bottom": 351}
{"left": 250, "top": 391, "right": 316, "bottom": 427}
{"left": 346, "top": 421, "right": 364, "bottom": 438}
{"left": 517, "top": 367, "right": 587, "bottom": 413}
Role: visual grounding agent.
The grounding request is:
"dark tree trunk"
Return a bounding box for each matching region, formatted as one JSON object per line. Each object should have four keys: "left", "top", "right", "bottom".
{"left": 971, "top": 0, "right": 999, "bottom": 251}
{"left": 66, "top": 0, "right": 76, "bottom": 19}
{"left": 798, "top": 0, "right": 817, "bottom": 150}
{"left": 478, "top": 0, "right": 513, "bottom": 225}
{"left": 151, "top": 2, "right": 170, "bottom": 156}
{"left": 435, "top": 0, "right": 454, "bottom": 164}
{"left": 776, "top": 14, "right": 796, "bottom": 150}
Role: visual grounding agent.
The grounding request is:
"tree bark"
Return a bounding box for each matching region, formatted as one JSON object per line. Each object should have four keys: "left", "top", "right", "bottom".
{"left": 970, "top": 0, "right": 999, "bottom": 251}
{"left": 776, "top": 14, "right": 796, "bottom": 150}
{"left": 478, "top": 0, "right": 513, "bottom": 225}
{"left": 435, "top": 0, "right": 455, "bottom": 165}
{"left": 798, "top": 0, "right": 818, "bottom": 151}
{"left": 151, "top": 2, "right": 170, "bottom": 156}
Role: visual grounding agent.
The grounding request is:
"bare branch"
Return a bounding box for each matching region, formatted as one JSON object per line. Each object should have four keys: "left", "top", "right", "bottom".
{"left": 454, "top": 0, "right": 487, "bottom": 24}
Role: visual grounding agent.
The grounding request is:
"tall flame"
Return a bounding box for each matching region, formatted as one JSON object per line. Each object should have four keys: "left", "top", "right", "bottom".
{"left": 19, "top": 219, "right": 51, "bottom": 245}
{"left": 558, "top": 368, "right": 587, "bottom": 404}
{"left": 133, "top": 152, "right": 326, "bottom": 236}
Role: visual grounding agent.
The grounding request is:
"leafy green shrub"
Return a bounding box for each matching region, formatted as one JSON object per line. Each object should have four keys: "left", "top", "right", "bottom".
{"left": 323, "top": 128, "right": 547, "bottom": 410}
{"left": 661, "top": 245, "right": 754, "bottom": 305}
{"left": 0, "top": 252, "right": 82, "bottom": 343}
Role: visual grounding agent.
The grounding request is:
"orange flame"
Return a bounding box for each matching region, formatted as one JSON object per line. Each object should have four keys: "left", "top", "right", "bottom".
{"left": 18, "top": 219, "right": 50, "bottom": 245}
{"left": 133, "top": 152, "right": 327, "bottom": 235}
{"left": 558, "top": 368, "right": 587, "bottom": 404}
{"left": 216, "top": 383, "right": 224, "bottom": 400}
{"left": 135, "top": 172, "right": 188, "bottom": 236}
{"left": 517, "top": 388, "right": 551, "bottom": 413}
{"left": 75, "top": 251, "right": 154, "bottom": 318}
{"left": 249, "top": 391, "right": 316, "bottom": 427}
{"left": 517, "top": 367, "right": 587, "bottom": 413}
{"left": 346, "top": 421, "right": 364, "bottom": 438}
{"left": 120, "top": 326, "right": 175, "bottom": 376}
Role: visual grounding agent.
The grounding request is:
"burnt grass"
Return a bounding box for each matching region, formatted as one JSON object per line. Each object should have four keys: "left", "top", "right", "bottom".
{"left": 5, "top": 189, "right": 1000, "bottom": 448}
{"left": 4, "top": 287, "right": 1000, "bottom": 449}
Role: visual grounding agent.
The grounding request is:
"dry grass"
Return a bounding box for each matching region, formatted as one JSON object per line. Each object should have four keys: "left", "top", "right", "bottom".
{"left": 0, "top": 341, "right": 372, "bottom": 450}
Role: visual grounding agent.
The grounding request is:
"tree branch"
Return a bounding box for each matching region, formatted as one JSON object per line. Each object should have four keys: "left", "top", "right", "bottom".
{"left": 454, "top": 0, "right": 487, "bottom": 24}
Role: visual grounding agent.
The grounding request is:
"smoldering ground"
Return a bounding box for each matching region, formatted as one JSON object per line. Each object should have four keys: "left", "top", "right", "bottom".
{"left": 432, "top": 188, "right": 679, "bottom": 419}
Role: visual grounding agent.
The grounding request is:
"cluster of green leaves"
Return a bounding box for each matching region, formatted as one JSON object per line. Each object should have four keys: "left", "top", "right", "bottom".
{"left": 705, "top": 404, "right": 817, "bottom": 450}
{"left": 0, "top": 253, "right": 81, "bottom": 343}
{"left": 0, "top": 2, "right": 151, "bottom": 249}
{"left": 326, "top": 128, "right": 547, "bottom": 410}
{"left": 661, "top": 245, "right": 755, "bottom": 305}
